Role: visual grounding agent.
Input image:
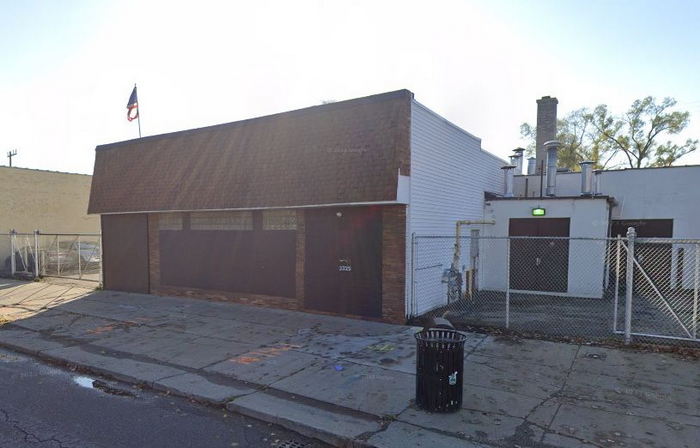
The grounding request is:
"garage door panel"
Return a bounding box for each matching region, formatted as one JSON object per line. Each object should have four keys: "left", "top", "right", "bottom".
{"left": 102, "top": 214, "right": 149, "bottom": 293}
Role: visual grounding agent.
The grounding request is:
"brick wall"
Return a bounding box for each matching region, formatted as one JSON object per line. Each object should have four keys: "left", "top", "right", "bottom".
{"left": 381, "top": 205, "right": 407, "bottom": 323}
{"left": 535, "top": 96, "right": 558, "bottom": 173}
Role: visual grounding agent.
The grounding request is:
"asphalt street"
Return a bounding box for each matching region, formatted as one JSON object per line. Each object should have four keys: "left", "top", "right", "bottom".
{"left": 0, "top": 348, "right": 329, "bottom": 448}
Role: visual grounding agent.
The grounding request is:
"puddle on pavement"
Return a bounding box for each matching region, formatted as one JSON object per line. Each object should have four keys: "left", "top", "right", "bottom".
{"left": 72, "top": 376, "right": 136, "bottom": 397}
{"left": 73, "top": 376, "right": 96, "bottom": 388}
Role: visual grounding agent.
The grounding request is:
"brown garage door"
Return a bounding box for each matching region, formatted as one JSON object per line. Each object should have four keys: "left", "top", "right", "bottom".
{"left": 101, "top": 214, "right": 150, "bottom": 293}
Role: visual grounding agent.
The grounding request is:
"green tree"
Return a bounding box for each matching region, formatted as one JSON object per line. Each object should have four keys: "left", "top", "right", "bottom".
{"left": 520, "top": 97, "right": 697, "bottom": 170}
{"left": 519, "top": 109, "right": 615, "bottom": 170}
{"left": 590, "top": 97, "right": 697, "bottom": 168}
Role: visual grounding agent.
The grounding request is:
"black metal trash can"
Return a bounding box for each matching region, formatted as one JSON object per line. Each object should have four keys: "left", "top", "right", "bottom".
{"left": 415, "top": 328, "right": 467, "bottom": 412}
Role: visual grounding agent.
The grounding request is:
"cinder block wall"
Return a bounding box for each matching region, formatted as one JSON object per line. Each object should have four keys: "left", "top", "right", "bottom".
{"left": 0, "top": 166, "right": 98, "bottom": 234}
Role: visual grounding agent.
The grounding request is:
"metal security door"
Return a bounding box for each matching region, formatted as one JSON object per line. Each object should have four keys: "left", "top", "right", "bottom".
{"left": 509, "top": 218, "right": 570, "bottom": 293}
{"left": 304, "top": 207, "right": 382, "bottom": 317}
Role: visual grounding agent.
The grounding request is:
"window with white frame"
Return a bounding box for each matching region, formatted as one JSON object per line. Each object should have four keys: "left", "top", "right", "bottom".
{"left": 262, "top": 209, "right": 297, "bottom": 230}
{"left": 159, "top": 213, "right": 183, "bottom": 230}
{"left": 190, "top": 211, "right": 253, "bottom": 231}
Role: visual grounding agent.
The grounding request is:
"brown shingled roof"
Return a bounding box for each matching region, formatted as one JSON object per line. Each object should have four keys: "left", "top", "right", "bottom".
{"left": 88, "top": 90, "right": 413, "bottom": 214}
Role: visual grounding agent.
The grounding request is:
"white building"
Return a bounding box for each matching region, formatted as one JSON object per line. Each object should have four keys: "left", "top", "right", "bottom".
{"left": 410, "top": 95, "right": 700, "bottom": 316}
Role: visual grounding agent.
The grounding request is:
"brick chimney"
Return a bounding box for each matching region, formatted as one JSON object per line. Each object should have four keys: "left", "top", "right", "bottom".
{"left": 535, "top": 96, "right": 558, "bottom": 174}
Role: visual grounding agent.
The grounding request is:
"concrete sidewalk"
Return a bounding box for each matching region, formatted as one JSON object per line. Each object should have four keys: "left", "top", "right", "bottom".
{"left": 0, "top": 279, "right": 698, "bottom": 448}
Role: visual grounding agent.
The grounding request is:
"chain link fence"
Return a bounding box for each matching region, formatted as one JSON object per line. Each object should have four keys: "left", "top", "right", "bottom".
{"left": 410, "top": 231, "right": 700, "bottom": 347}
{"left": 0, "top": 231, "right": 102, "bottom": 283}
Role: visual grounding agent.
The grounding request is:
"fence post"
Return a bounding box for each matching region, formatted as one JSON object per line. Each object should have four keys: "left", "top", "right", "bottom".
{"left": 505, "top": 237, "right": 510, "bottom": 329}
{"left": 624, "top": 227, "right": 636, "bottom": 345}
{"left": 694, "top": 244, "right": 698, "bottom": 339}
{"left": 77, "top": 235, "right": 82, "bottom": 279}
{"left": 613, "top": 236, "right": 621, "bottom": 333}
{"left": 9, "top": 229, "right": 16, "bottom": 276}
{"left": 33, "top": 230, "right": 39, "bottom": 279}
{"left": 56, "top": 234, "right": 61, "bottom": 276}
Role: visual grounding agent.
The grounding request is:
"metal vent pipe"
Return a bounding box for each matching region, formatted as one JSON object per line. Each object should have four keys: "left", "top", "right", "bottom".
{"left": 527, "top": 157, "right": 536, "bottom": 175}
{"left": 593, "top": 169, "right": 602, "bottom": 195}
{"left": 502, "top": 165, "right": 516, "bottom": 197}
{"left": 513, "top": 148, "right": 525, "bottom": 175}
{"left": 579, "top": 161, "right": 594, "bottom": 196}
{"left": 544, "top": 140, "right": 560, "bottom": 197}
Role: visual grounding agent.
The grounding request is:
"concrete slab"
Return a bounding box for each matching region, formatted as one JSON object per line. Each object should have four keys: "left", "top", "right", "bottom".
{"left": 461, "top": 383, "right": 557, "bottom": 420}
{"left": 60, "top": 299, "right": 177, "bottom": 326}
{"left": 367, "top": 421, "right": 489, "bottom": 448}
{"left": 272, "top": 360, "right": 414, "bottom": 417}
{"left": 93, "top": 328, "right": 254, "bottom": 369}
{"left": 343, "top": 339, "right": 417, "bottom": 374}
{"left": 41, "top": 345, "right": 185, "bottom": 385}
{"left": 547, "top": 403, "right": 700, "bottom": 448}
{"left": 463, "top": 354, "right": 568, "bottom": 399}
{"left": 397, "top": 406, "right": 543, "bottom": 447}
{"left": 0, "top": 327, "right": 70, "bottom": 354}
{"left": 154, "top": 372, "right": 254, "bottom": 404}
{"left": 287, "top": 333, "right": 382, "bottom": 359}
{"left": 205, "top": 346, "right": 323, "bottom": 385}
{"left": 227, "top": 391, "right": 382, "bottom": 447}
{"left": 573, "top": 345, "right": 700, "bottom": 388}
{"left": 159, "top": 315, "right": 294, "bottom": 346}
{"left": 10, "top": 310, "right": 129, "bottom": 342}
{"left": 562, "top": 370, "right": 700, "bottom": 417}
{"left": 473, "top": 335, "right": 579, "bottom": 370}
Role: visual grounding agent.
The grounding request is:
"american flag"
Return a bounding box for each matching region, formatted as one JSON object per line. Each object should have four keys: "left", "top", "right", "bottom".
{"left": 127, "top": 86, "right": 138, "bottom": 121}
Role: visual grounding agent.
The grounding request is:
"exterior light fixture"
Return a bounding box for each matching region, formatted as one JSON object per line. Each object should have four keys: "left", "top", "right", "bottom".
{"left": 532, "top": 207, "right": 546, "bottom": 216}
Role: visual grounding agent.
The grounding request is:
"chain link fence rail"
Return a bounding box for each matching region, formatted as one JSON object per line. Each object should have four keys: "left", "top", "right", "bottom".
{"left": 410, "top": 232, "right": 700, "bottom": 347}
{"left": 0, "top": 231, "right": 102, "bottom": 283}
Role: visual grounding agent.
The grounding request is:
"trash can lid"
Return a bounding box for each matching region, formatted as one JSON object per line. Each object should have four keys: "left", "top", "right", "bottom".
{"left": 415, "top": 328, "right": 467, "bottom": 343}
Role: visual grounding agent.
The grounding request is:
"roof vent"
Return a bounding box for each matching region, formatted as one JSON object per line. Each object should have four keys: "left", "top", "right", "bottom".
{"left": 527, "top": 157, "right": 537, "bottom": 175}
{"left": 579, "top": 161, "right": 594, "bottom": 196}
{"left": 544, "top": 140, "right": 560, "bottom": 197}
{"left": 501, "top": 165, "right": 516, "bottom": 197}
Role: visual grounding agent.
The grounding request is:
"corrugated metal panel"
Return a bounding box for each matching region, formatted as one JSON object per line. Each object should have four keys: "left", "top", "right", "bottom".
{"left": 408, "top": 101, "right": 505, "bottom": 316}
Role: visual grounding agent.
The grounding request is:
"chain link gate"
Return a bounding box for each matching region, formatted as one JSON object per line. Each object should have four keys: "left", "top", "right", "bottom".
{"left": 614, "top": 228, "right": 699, "bottom": 344}
{"left": 411, "top": 229, "right": 700, "bottom": 347}
{"left": 2, "top": 231, "right": 102, "bottom": 283}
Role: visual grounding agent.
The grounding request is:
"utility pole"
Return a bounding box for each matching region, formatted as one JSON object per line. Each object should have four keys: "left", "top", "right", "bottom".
{"left": 7, "top": 149, "right": 17, "bottom": 167}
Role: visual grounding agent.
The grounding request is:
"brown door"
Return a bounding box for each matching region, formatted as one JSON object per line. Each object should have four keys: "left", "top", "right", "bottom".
{"left": 509, "top": 218, "right": 570, "bottom": 293}
{"left": 101, "top": 214, "right": 150, "bottom": 293}
{"left": 304, "top": 207, "right": 383, "bottom": 317}
{"left": 610, "top": 219, "right": 673, "bottom": 292}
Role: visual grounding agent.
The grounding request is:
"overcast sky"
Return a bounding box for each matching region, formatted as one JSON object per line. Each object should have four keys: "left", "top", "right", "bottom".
{"left": 2, "top": 0, "right": 699, "bottom": 174}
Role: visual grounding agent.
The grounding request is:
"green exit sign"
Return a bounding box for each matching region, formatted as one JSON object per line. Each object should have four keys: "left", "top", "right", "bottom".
{"left": 532, "top": 207, "right": 546, "bottom": 216}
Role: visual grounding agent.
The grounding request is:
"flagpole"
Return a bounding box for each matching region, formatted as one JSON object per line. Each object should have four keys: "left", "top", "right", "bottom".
{"left": 136, "top": 83, "right": 142, "bottom": 138}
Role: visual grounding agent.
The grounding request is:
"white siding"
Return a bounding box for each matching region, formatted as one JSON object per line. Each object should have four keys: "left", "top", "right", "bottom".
{"left": 407, "top": 101, "right": 505, "bottom": 316}
{"left": 513, "top": 166, "right": 700, "bottom": 290}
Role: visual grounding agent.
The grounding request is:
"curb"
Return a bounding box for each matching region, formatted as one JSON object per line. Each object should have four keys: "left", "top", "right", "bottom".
{"left": 0, "top": 338, "right": 381, "bottom": 447}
